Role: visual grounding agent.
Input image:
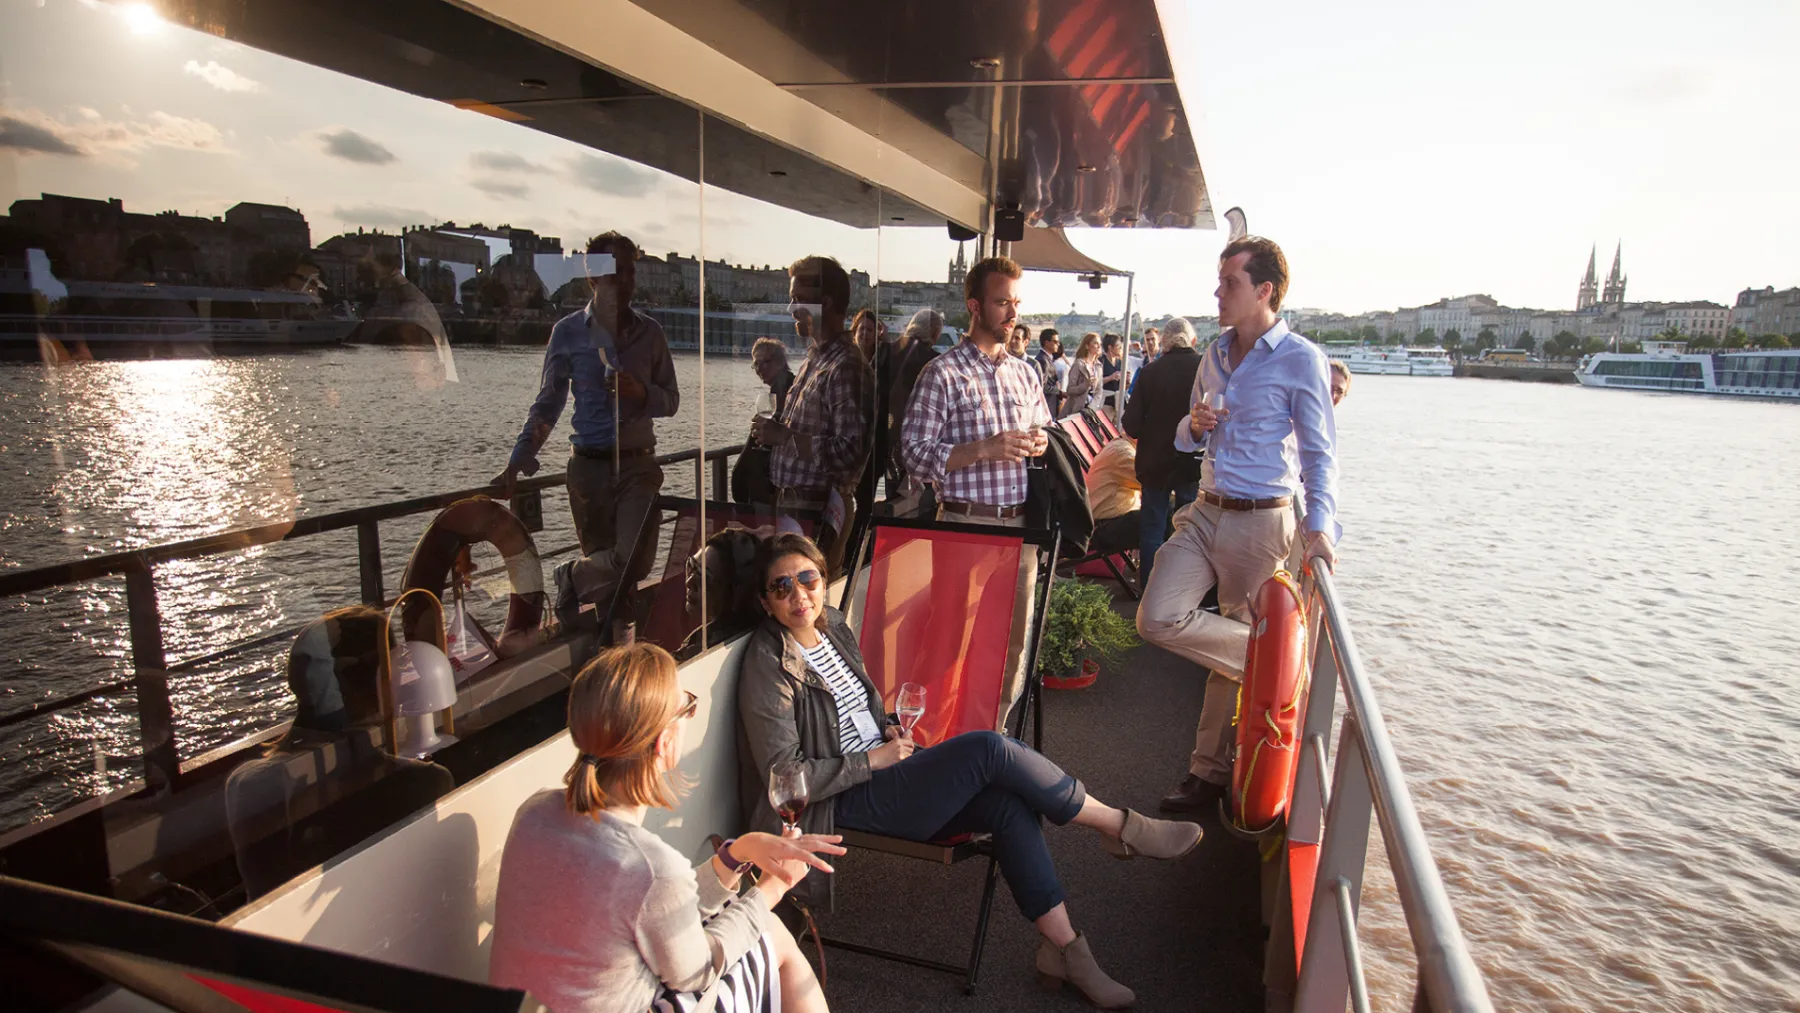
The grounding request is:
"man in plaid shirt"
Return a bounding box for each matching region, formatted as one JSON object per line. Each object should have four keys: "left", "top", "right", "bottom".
{"left": 898, "top": 255, "right": 1050, "bottom": 728}
{"left": 753, "top": 255, "right": 871, "bottom": 571}
{"left": 900, "top": 256, "right": 1052, "bottom": 517}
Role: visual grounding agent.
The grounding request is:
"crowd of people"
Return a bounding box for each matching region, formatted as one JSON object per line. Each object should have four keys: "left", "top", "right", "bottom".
{"left": 463, "top": 232, "right": 1346, "bottom": 1012}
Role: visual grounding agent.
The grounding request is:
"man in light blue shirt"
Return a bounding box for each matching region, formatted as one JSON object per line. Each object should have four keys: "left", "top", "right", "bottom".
{"left": 492, "top": 233, "right": 678, "bottom": 636}
{"left": 1138, "top": 236, "right": 1340, "bottom": 814}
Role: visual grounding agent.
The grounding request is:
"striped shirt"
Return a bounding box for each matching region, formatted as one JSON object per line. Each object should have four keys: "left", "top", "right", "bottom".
{"left": 801, "top": 637, "right": 881, "bottom": 754}
{"left": 899, "top": 339, "right": 1053, "bottom": 507}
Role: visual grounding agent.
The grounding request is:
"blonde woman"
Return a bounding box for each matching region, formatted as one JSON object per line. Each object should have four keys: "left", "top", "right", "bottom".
{"left": 1058, "top": 332, "right": 1102, "bottom": 418}
{"left": 491, "top": 643, "right": 844, "bottom": 1013}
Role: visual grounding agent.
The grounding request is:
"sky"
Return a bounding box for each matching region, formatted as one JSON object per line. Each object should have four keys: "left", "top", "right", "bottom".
{"left": 2, "top": 0, "right": 1797, "bottom": 323}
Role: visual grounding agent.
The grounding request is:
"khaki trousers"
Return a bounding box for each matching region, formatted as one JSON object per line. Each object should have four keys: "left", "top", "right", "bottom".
{"left": 1137, "top": 499, "right": 1296, "bottom": 784}
{"left": 566, "top": 453, "right": 665, "bottom": 606}
{"left": 936, "top": 506, "right": 1036, "bottom": 734}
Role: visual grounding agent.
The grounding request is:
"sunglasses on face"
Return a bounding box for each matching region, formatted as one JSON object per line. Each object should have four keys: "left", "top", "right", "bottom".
{"left": 766, "top": 569, "right": 823, "bottom": 600}
{"left": 669, "top": 690, "right": 698, "bottom": 726}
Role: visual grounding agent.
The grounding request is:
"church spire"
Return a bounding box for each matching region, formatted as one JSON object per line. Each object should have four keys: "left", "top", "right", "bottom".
{"left": 1577, "top": 245, "right": 1599, "bottom": 311}
{"left": 1602, "top": 242, "right": 1626, "bottom": 305}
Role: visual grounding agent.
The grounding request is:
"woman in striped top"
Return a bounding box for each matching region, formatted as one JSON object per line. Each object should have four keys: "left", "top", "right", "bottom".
{"left": 736, "top": 533, "right": 1203, "bottom": 1009}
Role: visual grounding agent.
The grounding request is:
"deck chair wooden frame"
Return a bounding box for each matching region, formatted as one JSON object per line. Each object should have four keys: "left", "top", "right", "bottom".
{"left": 817, "top": 516, "right": 1063, "bottom": 995}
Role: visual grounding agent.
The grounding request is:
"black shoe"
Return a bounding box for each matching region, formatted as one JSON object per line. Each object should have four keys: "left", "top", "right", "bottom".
{"left": 1158, "top": 774, "right": 1226, "bottom": 813}
{"left": 552, "top": 561, "right": 589, "bottom": 634}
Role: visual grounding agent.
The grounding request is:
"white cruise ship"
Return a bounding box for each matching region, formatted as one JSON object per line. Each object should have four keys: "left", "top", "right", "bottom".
{"left": 1576, "top": 349, "right": 1800, "bottom": 399}
{"left": 1325, "top": 344, "right": 1454, "bottom": 376}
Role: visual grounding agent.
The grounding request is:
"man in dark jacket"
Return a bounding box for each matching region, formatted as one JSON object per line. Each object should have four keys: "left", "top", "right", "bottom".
{"left": 1120, "top": 317, "right": 1203, "bottom": 583}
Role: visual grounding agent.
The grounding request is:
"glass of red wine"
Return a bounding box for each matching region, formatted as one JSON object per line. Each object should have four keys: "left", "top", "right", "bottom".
{"left": 896, "top": 683, "right": 926, "bottom": 736}
{"left": 768, "top": 759, "right": 809, "bottom": 833}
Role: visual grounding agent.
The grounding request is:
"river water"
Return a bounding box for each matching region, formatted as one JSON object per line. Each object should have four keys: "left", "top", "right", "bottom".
{"left": 1, "top": 350, "right": 1796, "bottom": 1011}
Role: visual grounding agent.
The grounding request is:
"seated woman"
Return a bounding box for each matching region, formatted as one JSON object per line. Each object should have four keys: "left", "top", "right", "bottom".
{"left": 490, "top": 643, "right": 845, "bottom": 1013}
{"left": 224, "top": 606, "right": 455, "bottom": 900}
{"left": 737, "top": 534, "right": 1201, "bottom": 1010}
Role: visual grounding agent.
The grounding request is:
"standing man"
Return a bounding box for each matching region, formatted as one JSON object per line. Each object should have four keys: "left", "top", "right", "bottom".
{"left": 1128, "top": 326, "right": 1163, "bottom": 398}
{"left": 1121, "top": 317, "right": 1202, "bottom": 583}
{"left": 1030, "top": 327, "right": 1064, "bottom": 416}
{"left": 755, "top": 255, "right": 871, "bottom": 572}
{"left": 899, "top": 255, "right": 1051, "bottom": 728}
{"left": 494, "top": 232, "right": 678, "bottom": 635}
{"left": 1138, "top": 236, "right": 1339, "bottom": 814}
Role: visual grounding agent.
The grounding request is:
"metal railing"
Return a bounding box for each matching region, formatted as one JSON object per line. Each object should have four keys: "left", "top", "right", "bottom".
{"left": 1268, "top": 562, "right": 1495, "bottom": 1013}
{"left": 0, "top": 444, "right": 742, "bottom": 793}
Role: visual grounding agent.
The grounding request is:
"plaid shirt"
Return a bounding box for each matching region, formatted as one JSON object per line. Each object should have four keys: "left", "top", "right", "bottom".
{"left": 771, "top": 337, "right": 872, "bottom": 492}
{"left": 899, "top": 339, "right": 1052, "bottom": 507}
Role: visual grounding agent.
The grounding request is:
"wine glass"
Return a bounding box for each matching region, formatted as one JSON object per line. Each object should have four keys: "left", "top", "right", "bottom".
{"left": 768, "top": 760, "right": 809, "bottom": 833}
{"left": 896, "top": 683, "right": 927, "bottom": 736}
{"left": 1202, "top": 392, "right": 1227, "bottom": 449}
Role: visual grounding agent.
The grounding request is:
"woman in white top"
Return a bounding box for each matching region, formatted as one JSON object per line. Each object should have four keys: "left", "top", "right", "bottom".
{"left": 1059, "top": 331, "right": 1103, "bottom": 418}
{"left": 490, "top": 642, "right": 845, "bottom": 1013}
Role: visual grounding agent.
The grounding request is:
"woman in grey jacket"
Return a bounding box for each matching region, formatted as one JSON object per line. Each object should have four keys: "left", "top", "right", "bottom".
{"left": 736, "top": 533, "right": 1200, "bottom": 1009}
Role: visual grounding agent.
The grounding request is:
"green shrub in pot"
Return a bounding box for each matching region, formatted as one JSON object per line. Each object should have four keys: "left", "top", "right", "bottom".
{"left": 1036, "top": 580, "right": 1140, "bottom": 676}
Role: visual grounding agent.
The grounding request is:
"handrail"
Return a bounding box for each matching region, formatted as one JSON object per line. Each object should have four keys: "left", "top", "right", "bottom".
{"left": 1280, "top": 560, "right": 1494, "bottom": 1013}
{"left": 1310, "top": 564, "right": 1492, "bottom": 1011}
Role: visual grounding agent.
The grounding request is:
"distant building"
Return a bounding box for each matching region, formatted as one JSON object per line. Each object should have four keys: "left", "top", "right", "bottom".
{"left": 1577, "top": 246, "right": 1599, "bottom": 311}
{"left": 4, "top": 192, "right": 309, "bottom": 286}
{"left": 1663, "top": 300, "right": 1730, "bottom": 340}
{"left": 1732, "top": 286, "right": 1800, "bottom": 337}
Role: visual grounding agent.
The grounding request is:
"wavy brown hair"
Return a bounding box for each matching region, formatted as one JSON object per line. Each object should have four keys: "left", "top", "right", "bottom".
{"left": 564, "top": 643, "right": 691, "bottom": 815}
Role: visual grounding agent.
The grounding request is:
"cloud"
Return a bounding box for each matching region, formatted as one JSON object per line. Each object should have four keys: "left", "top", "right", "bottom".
{"left": 183, "top": 59, "right": 261, "bottom": 93}
{"left": 567, "top": 153, "right": 658, "bottom": 197}
{"left": 470, "top": 150, "right": 545, "bottom": 174}
{"left": 471, "top": 177, "right": 531, "bottom": 200}
{"left": 0, "top": 108, "right": 230, "bottom": 161}
{"left": 318, "top": 127, "right": 395, "bottom": 165}
{"left": 0, "top": 114, "right": 84, "bottom": 155}
{"left": 1612, "top": 67, "right": 1712, "bottom": 107}
{"left": 332, "top": 204, "right": 435, "bottom": 229}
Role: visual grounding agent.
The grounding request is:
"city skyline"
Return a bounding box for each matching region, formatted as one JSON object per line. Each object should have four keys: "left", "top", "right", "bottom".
{"left": 2, "top": 1, "right": 1797, "bottom": 318}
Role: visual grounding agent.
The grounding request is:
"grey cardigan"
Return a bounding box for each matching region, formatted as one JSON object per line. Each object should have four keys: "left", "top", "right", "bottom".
{"left": 735, "top": 607, "right": 891, "bottom": 911}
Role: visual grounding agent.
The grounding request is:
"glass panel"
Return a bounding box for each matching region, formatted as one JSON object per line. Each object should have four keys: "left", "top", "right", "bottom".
{"left": 0, "top": 1, "right": 699, "bottom": 909}
{"left": 692, "top": 113, "right": 879, "bottom": 649}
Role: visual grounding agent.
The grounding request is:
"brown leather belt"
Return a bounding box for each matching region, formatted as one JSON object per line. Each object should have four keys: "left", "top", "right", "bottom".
{"left": 940, "top": 501, "right": 1025, "bottom": 519}
{"left": 573, "top": 445, "right": 655, "bottom": 460}
{"left": 1202, "top": 491, "right": 1291, "bottom": 511}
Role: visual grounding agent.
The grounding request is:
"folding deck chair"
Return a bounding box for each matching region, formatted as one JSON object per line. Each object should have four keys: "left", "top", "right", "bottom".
{"left": 1054, "top": 419, "right": 1143, "bottom": 599}
{"left": 819, "top": 516, "right": 1061, "bottom": 994}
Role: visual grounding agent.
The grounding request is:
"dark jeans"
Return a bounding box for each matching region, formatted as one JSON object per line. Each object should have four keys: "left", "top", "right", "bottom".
{"left": 1139, "top": 480, "right": 1199, "bottom": 584}
{"left": 833, "top": 730, "right": 1086, "bottom": 921}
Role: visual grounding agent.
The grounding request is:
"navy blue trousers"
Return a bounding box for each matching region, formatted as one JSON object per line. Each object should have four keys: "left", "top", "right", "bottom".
{"left": 832, "top": 730, "right": 1087, "bottom": 920}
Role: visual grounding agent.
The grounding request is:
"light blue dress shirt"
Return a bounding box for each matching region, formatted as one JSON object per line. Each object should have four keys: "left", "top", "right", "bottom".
{"left": 509, "top": 307, "right": 619, "bottom": 472}
{"left": 1171, "top": 319, "right": 1341, "bottom": 540}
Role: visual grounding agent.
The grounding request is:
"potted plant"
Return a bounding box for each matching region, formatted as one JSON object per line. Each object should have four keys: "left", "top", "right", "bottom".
{"left": 1036, "top": 581, "right": 1140, "bottom": 690}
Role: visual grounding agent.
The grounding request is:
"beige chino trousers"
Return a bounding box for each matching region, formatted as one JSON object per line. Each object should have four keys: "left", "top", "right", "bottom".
{"left": 1136, "top": 499, "right": 1296, "bottom": 784}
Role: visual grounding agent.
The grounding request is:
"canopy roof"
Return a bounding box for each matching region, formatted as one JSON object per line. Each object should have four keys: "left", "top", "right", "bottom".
{"left": 1010, "top": 227, "right": 1129, "bottom": 277}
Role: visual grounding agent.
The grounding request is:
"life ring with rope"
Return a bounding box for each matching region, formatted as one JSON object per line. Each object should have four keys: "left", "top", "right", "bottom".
{"left": 1229, "top": 570, "right": 1310, "bottom": 834}
{"left": 400, "top": 496, "right": 545, "bottom": 660}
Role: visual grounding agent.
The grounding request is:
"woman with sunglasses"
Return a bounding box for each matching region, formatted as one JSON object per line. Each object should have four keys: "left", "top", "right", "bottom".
{"left": 736, "top": 533, "right": 1201, "bottom": 1009}
{"left": 491, "top": 642, "right": 845, "bottom": 1013}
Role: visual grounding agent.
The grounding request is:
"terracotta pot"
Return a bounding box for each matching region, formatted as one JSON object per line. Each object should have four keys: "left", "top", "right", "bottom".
{"left": 1044, "top": 657, "right": 1100, "bottom": 691}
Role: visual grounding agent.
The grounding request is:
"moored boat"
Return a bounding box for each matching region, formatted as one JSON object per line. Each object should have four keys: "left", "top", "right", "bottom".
{"left": 1576, "top": 348, "right": 1800, "bottom": 398}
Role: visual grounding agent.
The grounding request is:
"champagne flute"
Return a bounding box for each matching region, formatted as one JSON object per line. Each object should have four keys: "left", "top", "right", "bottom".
{"left": 768, "top": 760, "right": 809, "bottom": 833}
{"left": 896, "top": 683, "right": 926, "bottom": 736}
{"left": 1202, "top": 391, "right": 1227, "bottom": 449}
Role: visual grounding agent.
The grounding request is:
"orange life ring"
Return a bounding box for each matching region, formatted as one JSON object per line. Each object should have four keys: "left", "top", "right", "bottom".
{"left": 1229, "top": 571, "right": 1309, "bottom": 833}
{"left": 400, "top": 497, "right": 544, "bottom": 658}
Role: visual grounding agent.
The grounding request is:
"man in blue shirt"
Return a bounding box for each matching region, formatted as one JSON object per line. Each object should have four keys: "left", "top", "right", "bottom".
{"left": 1137, "top": 236, "right": 1340, "bottom": 814}
{"left": 492, "top": 232, "right": 678, "bottom": 634}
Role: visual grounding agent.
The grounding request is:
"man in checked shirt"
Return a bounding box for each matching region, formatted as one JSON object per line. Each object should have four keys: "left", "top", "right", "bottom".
{"left": 752, "top": 255, "right": 872, "bottom": 573}
{"left": 899, "top": 255, "right": 1051, "bottom": 727}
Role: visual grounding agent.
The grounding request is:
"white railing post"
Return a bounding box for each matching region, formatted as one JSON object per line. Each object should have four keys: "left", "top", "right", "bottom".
{"left": 1295, "top": 718, "right": 1372, "bottom": 1013}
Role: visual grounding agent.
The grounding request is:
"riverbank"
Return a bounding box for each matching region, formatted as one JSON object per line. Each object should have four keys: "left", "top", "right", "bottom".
{"left": 1455, "top": 361, "right": 1576, "bottom": 383}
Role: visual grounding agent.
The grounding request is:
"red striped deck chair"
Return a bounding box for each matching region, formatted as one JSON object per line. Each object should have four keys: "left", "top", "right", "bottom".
{"left": 816, "top": 516, "right": 1061, "bottom": 994}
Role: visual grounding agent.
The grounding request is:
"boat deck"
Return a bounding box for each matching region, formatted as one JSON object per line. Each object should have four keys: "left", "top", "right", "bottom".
{"left": 813, "top": 591, "right": 1265, "bottom": 1011}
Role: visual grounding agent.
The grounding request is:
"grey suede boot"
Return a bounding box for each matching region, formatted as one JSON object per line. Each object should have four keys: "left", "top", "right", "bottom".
{"left": 1036, "top": 933, "right": 1136, "bottom": 1009}
{"left": 1100, "top": 808, "right": 1203, "bottom": 860}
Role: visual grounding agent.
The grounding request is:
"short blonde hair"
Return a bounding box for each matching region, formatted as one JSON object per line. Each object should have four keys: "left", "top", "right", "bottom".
{"left": 1329, "top": 359, "right": 1353, "bottom": 389}
{"left": 565, "top": 643, "right": 691, "bottom": 815}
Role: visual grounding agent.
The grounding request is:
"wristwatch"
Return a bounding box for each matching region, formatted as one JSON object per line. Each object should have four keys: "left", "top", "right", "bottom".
{"left": 715, "top": 837, "right": 753, "bottom": 875}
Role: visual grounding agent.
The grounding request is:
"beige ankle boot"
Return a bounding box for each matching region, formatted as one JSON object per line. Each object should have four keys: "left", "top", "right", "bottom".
{"left": 1037, "top": 933, "right": 1136, "bottom": 1009}
{"left": 1101, "top": 808, "right": 1203, "bottom": 860}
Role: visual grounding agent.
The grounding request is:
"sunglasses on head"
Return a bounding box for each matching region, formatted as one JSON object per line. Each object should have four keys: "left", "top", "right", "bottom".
{"left": 766, "top": 569, "right": 823, "bottom": 600}
{"left": 668, "top": 690, "right": 698, "bottom": 726}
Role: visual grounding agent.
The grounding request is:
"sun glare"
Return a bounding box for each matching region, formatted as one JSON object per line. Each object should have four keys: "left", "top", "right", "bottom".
{"left": 121, "top": 2, "right": 163, "bottom": 35}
